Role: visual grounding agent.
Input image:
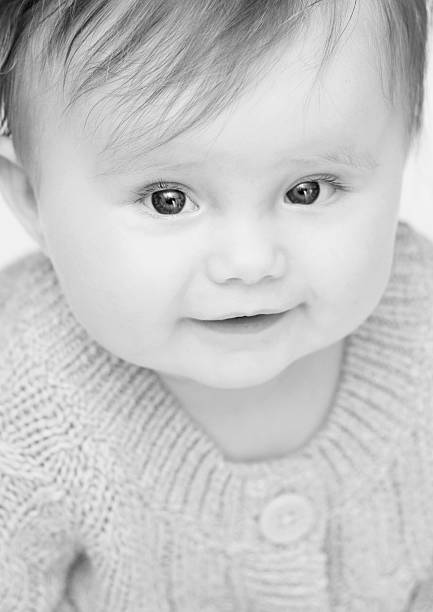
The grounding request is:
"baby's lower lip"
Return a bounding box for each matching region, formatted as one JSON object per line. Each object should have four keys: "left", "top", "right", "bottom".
{"left": 192, "top": 311, "right": 289, "bottom": 334}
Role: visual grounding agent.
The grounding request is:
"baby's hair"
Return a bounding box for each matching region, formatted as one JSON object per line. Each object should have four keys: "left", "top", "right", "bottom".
{"left": 0, "top": 0, "right": 429, "bottom": 177}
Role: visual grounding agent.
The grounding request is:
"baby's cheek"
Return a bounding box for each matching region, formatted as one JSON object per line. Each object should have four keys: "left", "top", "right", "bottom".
{"left": 306, "top": 251, "right": 379, "bottom": 337}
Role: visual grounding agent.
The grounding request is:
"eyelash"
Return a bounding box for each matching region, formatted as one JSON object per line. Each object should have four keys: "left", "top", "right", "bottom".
{"left": 131, "top": 174, "right": 351, "bottom": 218}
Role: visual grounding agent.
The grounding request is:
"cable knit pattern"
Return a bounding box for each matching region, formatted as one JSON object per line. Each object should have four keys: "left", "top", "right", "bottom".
{"left": 0, "top": 220, "right": 433, "bottom": 612}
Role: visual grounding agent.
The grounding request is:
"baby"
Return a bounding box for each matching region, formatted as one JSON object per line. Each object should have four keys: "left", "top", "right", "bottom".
{"left": 1, "top": 0, "right": 433, "bottom": 610}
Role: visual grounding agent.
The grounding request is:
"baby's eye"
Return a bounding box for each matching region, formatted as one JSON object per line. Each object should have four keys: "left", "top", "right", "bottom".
{"left": 285, "top": 177, "right": 345, "bottom": 206}
{"left": 135, "top": 182, "right": 198, "bottom": 217}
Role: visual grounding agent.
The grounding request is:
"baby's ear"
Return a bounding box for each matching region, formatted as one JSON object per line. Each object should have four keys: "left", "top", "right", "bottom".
{"left": 0, "top": 135, "right": 47, "bottom": 254}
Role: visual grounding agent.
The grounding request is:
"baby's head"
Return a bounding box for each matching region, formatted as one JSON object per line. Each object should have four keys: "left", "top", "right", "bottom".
{"left": 0, "top": 0, "right": 429, "bottom": 390}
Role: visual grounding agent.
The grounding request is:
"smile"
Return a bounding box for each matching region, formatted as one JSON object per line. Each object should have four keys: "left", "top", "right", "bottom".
{"left": 192, "top": 310, "right": 290, "bottom": 335}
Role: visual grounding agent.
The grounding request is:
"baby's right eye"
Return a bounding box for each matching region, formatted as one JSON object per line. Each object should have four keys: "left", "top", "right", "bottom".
{"left": 134, "top": 182, "right": 199, "bottom": 217}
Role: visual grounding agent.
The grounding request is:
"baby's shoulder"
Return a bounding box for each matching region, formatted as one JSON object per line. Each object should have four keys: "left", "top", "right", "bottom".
{"left": 0, "top": 249, "right": 100, "bottom": 377}
{"left": 0, "top": 251, "right": 60, "bottom": 379}
{"left": 409, "top": 223, "right": 433, "bottom": 277}
{"left": 409, "top": 224, "right": 433, "bottom": 330}
{"left": 0, "top": 252, "right": 91, "bottom": 448}
{"left": 397, "top": 220, "right": 433, "bottom": 272}
{"left": 398, "top": 221, "right": 433, "bottom": 313}
{"left": 401, "top": 222, "right": 433, "bottom": 390}
{"left": 0, "top": 250, "right": 58, "bottom": 349}
{"left": 400, "top": 222, "right": 433, "bottom": 284}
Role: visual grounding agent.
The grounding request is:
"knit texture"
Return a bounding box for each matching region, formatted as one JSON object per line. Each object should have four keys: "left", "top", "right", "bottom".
{"left": 0, "top": 220, "right": 433, "bottom": 612}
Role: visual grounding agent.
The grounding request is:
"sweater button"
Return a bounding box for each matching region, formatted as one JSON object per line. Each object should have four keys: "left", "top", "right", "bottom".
{"left": 259, "top": 493, "right": 314, "bottom": 544}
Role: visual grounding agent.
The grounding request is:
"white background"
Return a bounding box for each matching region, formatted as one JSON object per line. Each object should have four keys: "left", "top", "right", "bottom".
{"left": 1, "top": 55, "right": 433, "bottom": 269}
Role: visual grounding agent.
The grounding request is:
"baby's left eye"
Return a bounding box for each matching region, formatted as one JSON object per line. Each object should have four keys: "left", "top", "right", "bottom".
{"left": 134, "top": 183, "right": 198, "bottom": 217}
{"left": 150, "top": 188, "right": 187, "bottom": 215}
{"left": 285, "top": 179, "right": 341, "bottom": 206}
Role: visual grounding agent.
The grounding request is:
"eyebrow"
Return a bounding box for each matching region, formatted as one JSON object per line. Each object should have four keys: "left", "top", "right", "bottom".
{"left": 96, "top": 144, "right": 379, "bottom": 177}
{"left": 301, "top": 149, "right": 380, "bottom": 172}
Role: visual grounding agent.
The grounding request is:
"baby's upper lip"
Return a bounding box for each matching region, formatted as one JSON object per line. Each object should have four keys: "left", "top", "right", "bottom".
{"left": 197, "top": 307, "right": 293, "bottom": 321}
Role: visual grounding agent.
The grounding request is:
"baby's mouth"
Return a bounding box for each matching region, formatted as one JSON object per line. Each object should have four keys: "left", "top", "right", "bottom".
{"left": 193, "top": 310, "right": 289, "bottom": 334}
{"left": 214, "top": 313, "right": 269, "bottom": 322}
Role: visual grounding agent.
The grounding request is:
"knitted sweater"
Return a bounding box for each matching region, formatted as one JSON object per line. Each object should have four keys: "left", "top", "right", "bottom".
{"left": 1, "top": 220, "right": 433, "bottom": 612}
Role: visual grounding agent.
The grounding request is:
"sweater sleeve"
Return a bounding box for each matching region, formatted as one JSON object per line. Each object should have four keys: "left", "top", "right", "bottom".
{"left": 0, "top": 439, "right": 79, "bottom": 612}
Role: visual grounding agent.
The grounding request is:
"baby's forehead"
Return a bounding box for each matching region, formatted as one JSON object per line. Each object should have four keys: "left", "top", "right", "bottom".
{"left": 61, "top": 6, "right": 395, "bottom": 177}
{"left": 15, "top": 0, "right": 412, "bottom": 179}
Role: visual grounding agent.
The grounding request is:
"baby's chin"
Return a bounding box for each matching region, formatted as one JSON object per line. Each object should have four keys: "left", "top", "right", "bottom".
{"left": 183, "top": 370, "right": 280, "bottom": 391}
{"left": 161, "top": 353, "right": 301, "bottom": 391}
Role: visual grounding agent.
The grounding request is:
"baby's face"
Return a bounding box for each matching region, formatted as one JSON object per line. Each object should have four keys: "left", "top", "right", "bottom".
{"left": 34, "top": 10, "right": 409, "bottom": 389}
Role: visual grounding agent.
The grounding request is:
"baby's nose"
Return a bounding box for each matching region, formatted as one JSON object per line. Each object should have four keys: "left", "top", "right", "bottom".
{"left": 205, "top": 215, "right": 287, "bottom": 285}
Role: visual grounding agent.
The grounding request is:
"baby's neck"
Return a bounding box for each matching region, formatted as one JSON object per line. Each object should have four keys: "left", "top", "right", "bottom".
{"left": 161, "top": 339, "right": 345, "bottom": 463}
